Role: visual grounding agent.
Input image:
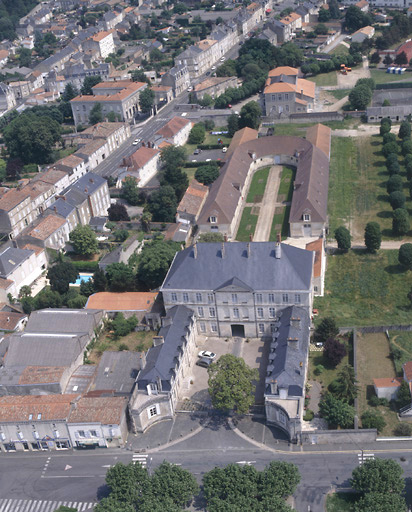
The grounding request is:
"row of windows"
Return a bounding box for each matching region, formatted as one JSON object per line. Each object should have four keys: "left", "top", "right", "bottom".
{"left": 198, "top": 322, "right": 280, "bottom": 334}
{"left": 172, "top": 293, "right": 302, "bottom": 304}
{"left": 270, "top": 93, "right": 290, "bottom": 101}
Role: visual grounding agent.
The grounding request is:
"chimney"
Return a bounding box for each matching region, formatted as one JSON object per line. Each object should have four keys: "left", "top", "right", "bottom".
{"left": 275, "top": 232, "right": 281, "bottom": 259}
{"left": 221, "top": 242, "right": 225, "bottom": 259}
{"left": 6, "top": 317, "right": 9, "bottom": 323}
{"left": 249, "top": 233, "right": 253, "bottom": 242}
{"left": 247, "top": 242, "right": 251, "bottom": 258}
{"left": 193, "top": 242, "right": 197, "bottom": 259}
{"left": 53, "top": 206, "right": 57, "bottom": 213}
{"left": 224, "top": 234, "right": 228, "bottom": 242}
{"left": 84, "top": 187, "right": 88, "bottom": 194}
{"left": 89, "top": 178, "right": 94, "bottom": 184}
{"left": 153, "top": 336, "right": 164, "bottom": 346}
{"left": 270, "top": 379, "right": 278, "bottom": 394}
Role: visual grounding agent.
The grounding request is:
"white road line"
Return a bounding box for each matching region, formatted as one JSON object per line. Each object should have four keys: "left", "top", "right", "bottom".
{"left": 0, "top": 500, "right": 97, "bottom": 512}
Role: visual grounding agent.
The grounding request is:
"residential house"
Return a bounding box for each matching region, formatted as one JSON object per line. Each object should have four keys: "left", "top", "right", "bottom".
{"left": 305, "top": 238, "right": 325, "bottom": 296}
{"left": 154, "top": 117, "right": 193, "bottom": 148}
{"left": 264, "top": 306, "right": 310, "bottom": 442}
{"left": 0, "top": 311, "right": 27, "bottom": 332}
{"left": 373, "top": 377, "right": 402, "bottom": 401}
{"left": 23, "top": 214, "right": 70, "bottom": 251}
{"left": 129, "top": 305, "right": 198, "bottom": 433}
{"left": 0, "top": 188, "right": 34, "bottom": 239}
{"left": 351, "top": 25, "right": 374, "bottom": 43}
{"left": 103, "top": 10, "right": 124, "bottom": 30}
{"left": 273, "top": 12, "right": 302, "bottom": 42}
{"left": 67, "top": 396, "right": 128, "bottom": 448}
{"left": 151, "top": 85, "right": 174, "bottom": 106}
{"left": 0, "top": 50, "right": 9, "bottom": 68}
{"left": 175, "top": 39, "right": 219, "bottom": 79}
{"left": 161, "top": 63, "right": 191, "bottom": 96}
{"left": 193, "top": 76, "right": 238, "bottom": 101}
{"left": 51, "top": 156, "right": 87, "bottom": 185}
{"left": 161, "top": 241, "right": 314, "bottom": 338}
{"left": 83, "top": 31, "right": 115, "bottom": 59}
{"left": 85, "top": 292, "right": 161, "bottom": 327}
{"left": 355, "top": 0, "right": 369, "bottom": 11}
{"left": 120, "top": 146, "right": 160, "bottom": 187}
{"left": 176, "top": 180, "right": 209, "bottom": 227}
{"left": 70, "top": 81, "right": 147, "bottom": 125}
{"left": 0, "top": 394, "right": 77, "bottom": 452}
{"left": 263, "top": 66, "right": 315, "bottom": 116}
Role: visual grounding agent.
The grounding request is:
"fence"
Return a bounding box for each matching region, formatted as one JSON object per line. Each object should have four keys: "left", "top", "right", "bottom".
{"left": 261, "top": 111, "right": 343, "bottom": 125}
{"left": 339, "top": 325, "right": 412, "bottom": 334}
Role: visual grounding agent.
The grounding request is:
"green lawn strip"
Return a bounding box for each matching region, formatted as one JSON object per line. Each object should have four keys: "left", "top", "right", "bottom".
{"left": 330, "top": 44, "right": 349, "bottom": 57}
{"left": 236, "top": 206, "right": 259, "bottom": 241}
{"left": 269, "top": 205, "right": 290, "bottom": 240}
{"left": 307, "top": 70, "right": 338, "bottom": 87}
{"left": 370, "top": 69, "right": 412, "bottom": 84}
{"left": 330, "top": 89, "right": 351, "bottom": 100}
{"left": 326, "top": 492, "right": 358, "bottom": 512}
{"left": 89, "top": 330, "right": 155, "bottom": 364}
{"left": 204, "top": 133, "right": 232, "bottom": 146}
{"left": 389, "top": 331, "right": 412, "bottom": 375}
{"left": 183, "top": 167, "right": 198, "bottom": 181}
{"left": 314, "top": 250, "right": 412, "bottom": 327}
{"left": 246, "top": 166, "right": 270, "bottom": 203}
{"left": 277, "top": 166, "right": 295, "bottom": 201}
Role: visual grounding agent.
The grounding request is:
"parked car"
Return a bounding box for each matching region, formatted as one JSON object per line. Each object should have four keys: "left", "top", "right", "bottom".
{"left": 132, "top": 138, "right": 141, "bottom": 145}
{"left": 220, "top": 57, "right": 225, "bottom": 62}
{"left": 187, "top": 86, "right": 193, "bottom": 92}
{"left": 198, "top": 350, "right": 216, "bottom": 360}
{"left": 222, "top": 147, "right": 227, "bottom": 153}
{"left": 315, "top": 342, "right": 324, "bottom": 348}
{"left": 196, "top": 357, "right": 213, "bottom": 368}
{"left": 194, "top": 148, "right": 201, "bottom": 155}
{"left": 211, "top": 66, "right": 216, "bottom": 71}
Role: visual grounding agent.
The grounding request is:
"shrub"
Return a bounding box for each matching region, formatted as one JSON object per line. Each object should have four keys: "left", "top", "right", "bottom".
{"left": 393, "top": 208, "right": 410, "bottom": 236}
{"left": 389, "top": 191, "right": 406, "bottom": 210}
{"left": 387, "top": 175, "right": 403, "bottom": 194}
{"left": 369, "top": 395, "right": 389, "bottom": 407}
{"left": 324, "top": 338, "right": 347, "bottom": 367}
{"left": 303, "top": 409, "right": 314, "bottom": 421}
{"left": 382, "top": 141, "right": 399, "bottom": 158}
{"left": 70, "top": 260, "right": 99, "bottom": 272}
{"left": 394, "top": 423, "right": 412, "bottom": 436}
{"left": 383, "top": 132, "right": 397, "bottom": 145}
{"left": 334, "top": 226, "right": 351, "bottom": 251}
{"left": 314, "top": 317, "right": 339, "bottom": 344}
{"left": 361, "top": 409, "right": 386, "bottom": 432}
{"left": 314, "top": 364, "right": 325, "bottom": 376}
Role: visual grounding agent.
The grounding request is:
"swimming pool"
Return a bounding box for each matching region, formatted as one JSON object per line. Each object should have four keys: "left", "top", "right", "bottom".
{"left": 73, "top": 273, "right": 93, "bottom": 286}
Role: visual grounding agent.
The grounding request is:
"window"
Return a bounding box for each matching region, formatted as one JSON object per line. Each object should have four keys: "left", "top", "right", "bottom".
{"left": 257, "top": 307, "right": 263, "bottom": 318}
{"left": 232, "top": 293, "right": 238, "bottom": 304}
{"left": 303, "top": 214, "right": 310, "bottom": 221}
{"left": 28, "top": 414, "right": 33, "bottom": 420}
{"left": 199, "top": 322, "right": 206, "bottom": 332}
{"left": 196, "top": 293, "right": 202, "bottom": 303}
{"left": 209, "top": 307, "right": 216, "bottom": 318}
{"left": 211, "top": 323, "right": 218, "bottom": 333}
{"left": 17, "top": 431, "right": 24, "bottom": 440}
{"left": 210, "top": 216, "right": 217, "bottom": 223}
{"left": 90, "top": 430, "right": 98, "bottom": 437}
{"left": 148, "top": 406, "right": 158, "bottom": 418}
{"left": 314, "top": 286, "right": 318, "bottom": 292}
{"left": 269, "top": 307, "right": 276, "bottom": 318}
{"left": 285, "top": 93, "right": 289, "bottom": 100}
{"left": 279, "top": 410, "right": 287, "bottom": 424}
{"left": 268, "top": 293, "right": 275, "bottom": 304}
{"left": 171, "top": 293, "right": 177, "bottom": 303}
{"left": 148, "top": 383, "right": 158, "bottom": 395}
{"left": 270, "top": 323, "right": 276, "bottom": 333}
{"left": 198, "top": 307, "right": 204, "bottom": 317}
{"left": 208, "top": 293, "right": 214, "bottom": 303}
{"left": 37, "top": 413, "right": 42, "bottom": 420}
{"left": 77, "top": 430, "right": 85, "bottom": 438}
{"left": 258, "top": 323, "right": 265, "bottom": 333}
{"left": 282, "top": 293, "right": 288, "bottom": 304}
{"left": 183, "top": 292, "right": 189, "bottom": 303}
{"left": 54, "top": 430, "right": 60, "bottom": 438}
{"left": 256, "top": 293, "right": 262, "bottom": 304}
{"left": 233, "top": 308, "right": 239, "bottom": 319}
{"left": 295, "top": 294, "right": 301, "bottom": 304}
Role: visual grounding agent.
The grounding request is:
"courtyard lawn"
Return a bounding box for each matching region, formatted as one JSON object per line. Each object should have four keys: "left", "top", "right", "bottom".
{"left": 269, "top": 205, "right": 290, "bottom": 240}
{"left": 326, "top": 493, "right": 358, "bottom": 512}
{"left": 88, "top": 329, "right": 155, "bottom": 364}
{"left": 314, "top": 250, "right": 412, "bottom": 327}
{"left": 389, "top": 331, "right": 412, "bottom": 375}
{"left": 370, "top": 69, "right": 412, "bottom": 84}
{"left": 183, "top": 166, "right": 198, "bottom": 181}
{"left": 246, "top": 166, "right": 270, "bottom": 203}
{"left": 236, "top": 206, "right": 259, "bottom": 241}
{"left": 309, "top": 343, "right": 350, "bottom": 391}
{"left": 277, "top": 166, "right": 295, "bottom": 202}
{"left": 307, "top": 70, "right": 338, "bottom": 87}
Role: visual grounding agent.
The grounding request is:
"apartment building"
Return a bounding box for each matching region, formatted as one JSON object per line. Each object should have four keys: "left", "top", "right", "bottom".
{"left": 154, "top": 116, "right": 193, "bottom": 147}
{"left": 84, "top": 31, "right": 115, "bottom": 59}
{"left": 121, "top": 146, "right": 160, "bottom": 187}
{"left": 0, "top": 188, "right": 36, "bottom": 239}
{"left": 0, "top": 82, "right": 16, "bottom": 113}
{"left": 161, "top": 63, "right": 191, "bottom": 96}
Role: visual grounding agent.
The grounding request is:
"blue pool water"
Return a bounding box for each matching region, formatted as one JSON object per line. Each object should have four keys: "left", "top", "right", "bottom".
{"left": 74, "top": 274, "right": 93, "bottom": 286}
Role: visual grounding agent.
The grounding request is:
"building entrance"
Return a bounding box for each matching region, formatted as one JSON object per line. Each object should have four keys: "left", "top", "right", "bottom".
{"left": 231, "top": 324, "right": 245, "bottom": 337}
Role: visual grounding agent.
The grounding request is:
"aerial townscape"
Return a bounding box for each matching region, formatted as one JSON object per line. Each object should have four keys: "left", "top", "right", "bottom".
{"left": 3, "top": 0, "right": 412, "bottom": 510}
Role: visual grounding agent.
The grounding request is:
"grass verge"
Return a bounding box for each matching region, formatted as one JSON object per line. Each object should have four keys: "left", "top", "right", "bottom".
{"left": 370, "top": 69, "right": 412, "bottom": 84}
{"left": 330, "top": 89, "right": 351, "bottom": 100}
{"left": 277, "top": 166, "right": 295, "bottom": 202}
{"left": 236, "top": 206, "right": 259, "bottom": 241}
{"left": 326, "top": 492, "right": 358, "bottom": 512}
{"left": 246, "top": 166, "right": 270, "bottom": 203}
{"left": 307, "top": 70, "right": 338, "bottom": 87}
{"left": 389, "top": 331, "right": 412, "bottom": 375}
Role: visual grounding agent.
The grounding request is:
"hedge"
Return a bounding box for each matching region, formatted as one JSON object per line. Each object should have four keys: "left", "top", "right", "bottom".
{"left": 376, "top": 81, "right": 412, "bottom": 90}
{"left": 197, "top": 144, "right": 223, "bottom": 150}
{"left": 70, "top": 260, "right": 99, "bottom": 272}
{"left": 184, "top": 160, "right": 219, "bottom": 168}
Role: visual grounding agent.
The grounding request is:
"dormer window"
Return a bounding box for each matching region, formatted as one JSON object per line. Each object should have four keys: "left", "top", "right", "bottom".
{"left": 303, "top": 214, "right": 310, "bottom": 221}
{"left": 147, "top": 383, "right": 158, "bottom": 395}
{"left": 210, "top": 216, "right": 217, "bottom": 223}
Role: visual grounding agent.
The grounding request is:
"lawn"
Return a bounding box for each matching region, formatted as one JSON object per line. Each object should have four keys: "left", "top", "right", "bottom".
{"left": 389, "top": 331, "right": 412, "bottom": 375}
{"left": 309, "top": 341, "right": 350, "bottom": 391}
{"left": 269, "top": 205, "right": 290, "bottom": 240}
{"left": 307, "top": 70, "right": 338, "bottom": 87}
{"left": 330, "top": 44, "right": 349, "bottom": 57}
{"left": 183, "top": 132, "right": 232, "bottom": 157}
{"left": 314, "top": 250, "right": 412, "bottom": 327}
{"left": 246, "top": 166, "right": 270, "bottom": 203}
{"left": 277, "top": 166, "right": 295, "bottom": 202}
{"left": 370, "top": 69, "right": 412, "bottom": 84}
{"left": 330, "top": 89, "right": 351, "bottom": 100}
{"left": 236, "top": 206, "right": 259, "bottom": 241}
{"left": 183, "top": 166, "right": 198, "bottom": 181}
{"left": 356, "top": 332, "right": 400, "bottom": 435}
{"left": 88, "top": 329, "right": 155, "bottom": 364}
{"left": 326, "top": 493, "right": 358, "bottom": 512}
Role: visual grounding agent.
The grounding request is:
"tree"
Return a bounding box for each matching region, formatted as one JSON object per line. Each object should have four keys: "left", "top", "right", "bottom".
{"left": 349, "top": 84, "right": 372, "bottom": 110}
{"left": 382, "top": 141, "right": 399, "bottom": 158}
{"left": 380, "top": 121, "right": 391, "bottom": 136}
{"left": 383, "top": 132, "right": 397, "bottom": 145}
{"left": 239, "top": 101, "right": 262, "bottom": 130}
{"left": 136, "top": 240, "right": 179, "bottom": 289}
{"left": 3, "top": 113, "right": 61, "bottom": 164}
{"left": 207, "top": 354, "right": 258, "bottom": 415}
{"left": 364, "top": 222, "right": 381, "bottom": 252}
{"left": 80, "top": 75, "right": 102, "bottom": 95}
{"left": 112, "top": 312, "right": 138, "bottom": 337}
{"left": 188, "top": 123, "right": 206, "bottom": 144}
{"left": 198, "top": 232, "right": 225, "bottom": 242}
{"left": 198, "top": 94, "right": 213, "bottom": 107}
{"left": 361, "top": 410, "right": 386, "bottom": 432}
{"left": 335, "top": 365, "right": 358, "bottom": 403}
{"left": 399, "top": 120, "right": 411, "bottom": 140}
{"left": 105, "top": 461, "right": 149, "bottom": 504}
{"left": 395, "top": 51, "right": 408, "bottom": 65}
{"left": 93, "top": 268, "right": 107, "bottom": 292}
{"left": 334, "top": 226, "right": 351, "bottom": 251}
{"left": 69, "top": 225, "right": 98, "bottom": 258}
{"left": 370, "top": 52, "right": 381, "bottom": 64}
{"left": 393, "top": 208, "right": 410, "bottom": 236}
{"left": 131, "top": 69, "right": 150, "bottom": 84}
{"left": 227, "top": 114, "right": 239, "bottom": 137}
{"left": 398, "top": 243, "right": 412, "bottom": 269}
{"left": 80, "top": 279, "right": 95, "bottom": 297}
{"left": 324, "top": 337, "right": 347, "bottom": 367}
{"left": 394, "top": 423, "right": 412, "bottom": 436}
{"left": 147, "top": 185, "right": 177, "bottom": 222}
{"left": 161, "top": 145, "right": 186, "bottom": 171}
{"left": 114, "top": 229, "right": 129, "bottom": 242}
{"left": 390, "top": 191, "right": 406, "bottom": 210}
{"left": 108, "top": 203, "right": 130, "bottom": 221}
{"left": 139, "top": 87, "right": 155, "bottom": 113}
{"left": 397, "top": 380, "right": 411, "bottom": 408}
{"left": 62, "top": 83, "right": 79, "bottom": 102}
{"left": 195, "top": 163, "right": 219, "bottom": 185}
{"left": 351, "top": 458, "right": 405, "bottom": 495}
{"left": 387, "top": 175, "right": 403, "bottom": 194}
{"left": 402, "top": 139, "right": 412, "bottom": 156}
{"left": 344, "top": 5, "right": 371, "bottom": 31}
{"left": 47, "top": 262, "right": 78, "bottom": 294}
{"left": 105, "top": 263, "right": 135, "bottom": 292}
{"left": 89, "top": 103, "right": 104, "bottom": 125}
{"left": 319, "top": 393, "right": 355, "bottom": 428}
{"left": 384, "top": 54, "right": 393, "bottom": 66}
{"left": 354, "top": 492, "right": 407, "bottom": 512}
{"left": 140, "top": 211, "right": 152, "bottom": 233}
{"left": 150, "top": 461, "right": 199, "bottom": 509}
{"left": 122, "top": 176, "right": 140, "bottom": 206}
{"left": 18, "top": 285, "right": 32, "bottom": 299}
{"left": 55, "top": 507, "right": 78, "bottom": 512}
{"left": 318, "top": 7, "right": 331, "bottom": 22}
{"left": 314, "top": 317, "right": 339, "bottom": 344}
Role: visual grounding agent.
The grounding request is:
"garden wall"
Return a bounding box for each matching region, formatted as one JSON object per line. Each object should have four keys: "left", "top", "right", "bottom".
{"left": 300, "top": 429, "right": 377, "bottom": 445}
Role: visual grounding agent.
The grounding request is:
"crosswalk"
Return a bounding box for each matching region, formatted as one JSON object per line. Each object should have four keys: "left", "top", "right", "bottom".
{"left": 0, "top": 499, "right": 95, "bottom": 511}
{"left": 358, "top": 451, "right": 375, "bottom": 465}
{"left": 132, "top": 453, "right": 148, "bottom": 468}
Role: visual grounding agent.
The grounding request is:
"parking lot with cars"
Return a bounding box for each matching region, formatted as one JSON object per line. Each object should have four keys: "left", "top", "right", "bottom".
{"left": 189, "top": 148, "right": 227, "bottom": 163}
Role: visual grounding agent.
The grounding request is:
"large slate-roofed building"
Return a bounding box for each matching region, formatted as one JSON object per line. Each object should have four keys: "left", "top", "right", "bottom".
{"left": 161, "top": 241, "right": 313, "bottom": 338}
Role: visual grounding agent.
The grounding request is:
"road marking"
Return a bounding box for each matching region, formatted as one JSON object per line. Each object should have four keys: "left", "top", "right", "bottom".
{"left": 0, "top": 499, "right": 96, "bottom": 511}
{"left": 236, "top": 460, "right": 256, "bottom": 465}
{"left": 133, "top": 453, "right": 148, "bottom": 467}
{"left": 64, "top": 464, "right": 72, "bottom": 471}
{"left": 358, "top": 452, "right": 375, "bottom": 465}
{"left": 102, "top": 464, "right": 112, "bottom": 468}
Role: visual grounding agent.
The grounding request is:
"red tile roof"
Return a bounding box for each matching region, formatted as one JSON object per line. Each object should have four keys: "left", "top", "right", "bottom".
{"left": 403, "top": 361, "right": 412, "bottom": 381}
{"left": 68, "top": 396, "right": 127, "bottom": 424}
{"left": 155, "top": 116, "right": 192, "bottom": 139}
{"left": 29, "top": 215, "right": 66, "bottom": 241}
{"left": 305, "top": 238, "right": 323, "bottom": 278}
{"left": 373, "top": 377, "right": 402, "bottom": 388}
{"left": 0, "top": 394, "right": 78, "bottom": 422}
{"left": 0, "top": 311, "right": 27, "bottom": 330}
{"left": 127, "top": 146, "right": 159, "bottom": 169}
{"left": 86, "top": 292, "right": 157, "bottom": 311}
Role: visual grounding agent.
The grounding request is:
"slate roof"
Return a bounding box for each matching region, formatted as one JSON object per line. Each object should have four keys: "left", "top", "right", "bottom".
{"left": 65, "top": 172, "right": 106, "bottom": 196}
{"left": 265, "top": 306, "right": 310, "bottom": 397}
{"left": 0, "top": 246, "right": 34, "bottom": 278}
{"left": 47, "top": 198, "right": 76, "bottom": 219}
{"left": 162, "top": 242, "right": 313, "bottom": 292}
{"left": 137, "top": 305, "right": 194, "bottom": 391}
{"left": 91, "top": 351, "right": 145, "bottom": 395}
{"left": 25, "top": 309, "right": 103, "bottom": 337}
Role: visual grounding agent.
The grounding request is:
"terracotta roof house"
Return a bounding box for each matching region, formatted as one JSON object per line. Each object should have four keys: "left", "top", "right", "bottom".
{"left": 0, "top": 311, "right": 27, "bottom": 332}
{"left": 306, "top": 123, "right": 331, "bottom": 159}
{"left": 351, "top": 25, "right": 374, "bottom": 43}
{"left": 176, "top": 180, "right": 209, "bottom": 226}
{"left": 25, "top": 213, "right": 69, "bottom": 251}
{"left": 155, "top": 116, "right": 193, "bottom": 147}
{"left": 121, "top": 146, "right": 160, "bottom": 187}
{"left": 305, "top": 238, "right": 325, "bottom": 296}
{"left": 373, "top": 377, "right": 402, "bottom": 401}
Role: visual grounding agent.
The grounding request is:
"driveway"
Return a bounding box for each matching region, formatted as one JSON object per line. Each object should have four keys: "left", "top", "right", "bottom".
{"left": 254, "top": 165, "right": 282, "bottom": 242}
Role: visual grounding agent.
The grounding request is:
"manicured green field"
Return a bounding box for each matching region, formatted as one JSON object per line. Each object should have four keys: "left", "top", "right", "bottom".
{"left": 307, "top": 70, "right": 338, "bottom": 86}
{"left": 236, "top": 206, "right": 259, "bottom": 241}
{"left": 246, "top": 166, "right": 270, "bottom": 203}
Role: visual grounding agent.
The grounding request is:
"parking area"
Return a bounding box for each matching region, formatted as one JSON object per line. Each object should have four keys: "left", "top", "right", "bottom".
{"left": 188, "top": 148, "right": 227, "bottom": 163}
{"left": 181, "top": 336, "right": 267, "bottom": 408}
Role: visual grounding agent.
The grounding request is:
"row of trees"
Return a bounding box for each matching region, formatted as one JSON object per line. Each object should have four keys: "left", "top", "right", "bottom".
{"left": 96, "top": 458, "right": 300, "bottom": 512}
